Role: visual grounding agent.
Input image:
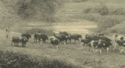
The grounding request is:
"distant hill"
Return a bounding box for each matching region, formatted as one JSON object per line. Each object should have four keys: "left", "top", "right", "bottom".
{"left": 0, "top": 0, "right": 125, "bottom": 34}
{"left": 104, "top": 22, "right": 125, "bottom": 34}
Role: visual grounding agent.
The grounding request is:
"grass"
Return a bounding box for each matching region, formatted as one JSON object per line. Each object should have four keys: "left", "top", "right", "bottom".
{"left": 0, "top": 29, "right": 125, "bottom": 68}
{"left": 0, "top": 49, "right": 78, "bottom": 68}
{"left": 1, "top": 0, "right": 125, "bottom": 68}
{"left": 0, "top": 37, "right": 125, "bottom": 68}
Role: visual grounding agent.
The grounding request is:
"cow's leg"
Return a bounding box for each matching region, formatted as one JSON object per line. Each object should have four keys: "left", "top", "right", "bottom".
{"left": 88, "top": 47, "right": 92, "bottom": 52}
{"left": 120, "top": 48, "right": 124, "bottom": 54}
{"left": 43, "top": 39, "right": 46, "bottom": 43}
{"left": 65, "top": 40, "right": 68, "bottom": 44}
{"left": 56, "top": 45, "right": 59, "bottom": 49}
{"left": 113, "top": 45, "right": 116, "bottom": 51}
{"left": 38, "top": 39, "right": 41, "bottom": 44}
{"left": 34, "top": 38, "right": 37, "bottom": 43}
{"left": 13, "top": 42, "right": 16, "bottom": 46}
{"left": 22, "top": 42, "right": 26, "bottom": 47}
{"left": 22, "top": 43, "right": 24, "bottom": 47}
{"left": 106, "top": 47, "right": 110, "bottom": 54}
{"left": 99, "top": 49, "right": 102, "bottom": 54}
{"left": 15, "top": 42, "right": 19, "bottom": 47}
{"left": 11, "top": 42, "right": 14, "bottom": 46}
{"left": 63, "top": 41, "right": 66, "bottom": 45}
{"left": 91, "top": 47, "right": 96, "bottom": 53}
{"left": 80, "top": 42, "right": 84, "bottom": 48}
{"left": 35, "top": 39, "right": 37, "bottom": 43}
{"left": 68, "top": 39, "right": 71, "bottom": 43}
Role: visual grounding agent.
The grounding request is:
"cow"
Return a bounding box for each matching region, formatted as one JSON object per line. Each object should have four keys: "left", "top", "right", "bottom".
{"left": 34, "top": 32, "right": 42, "bottom": 43}
{"left": 70, "top": 34, "right": 82, "bottom": 42}
{"left": 53, "top": 32, "right": 69, "bottom": 44}
{"left": 11, "top": 36, "right": 21, "bottom": 47}
{"left": 116, "top": 37, "right": 125, "bottom": 47}
{"left": 11, "top": 36, "right": 28, "bottom": 47}
{"left": 41, "top": 33, "right": 48, "bottom": 43}
{"left": 96, "top": 38, "right": 112, "bottom": 54}
{"left": 112, "top": 34, "right": 119, "bottom": 50}
{"left": 81, "top": 34, "right": 99, "bottom": 47}
{"left": 91, "top": 35, "right": 112, "bottom": 54}
{"left": 21, "top": 32, "right": 31, "bottom": 41}
{"left": 81, "top": 34, "right": 112, "bottom": 54}
{"left": 49, "top": 36, "right": 60, "bottom": 49}
{"left": 116, "top": 37, "right": 125, "bottom": 53}
{"left": 80, "top": 34, "right": 100, "bottom": 52}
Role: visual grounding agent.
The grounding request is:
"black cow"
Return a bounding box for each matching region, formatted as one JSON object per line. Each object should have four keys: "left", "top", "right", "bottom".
{"left": 41, "top": 34, "right": 48, "bottom": 43}
{"left": 50, "top": 37, "right": 60, "bottom": 48}
{"left": 21, "top": 33, "right": 31, "bottom": 41}
{"left": 93, "top": 36, "right": 112, "bottom": 54}
{"left": 81, "top": 34, "right": 99, "bottom": 47}
{"left": 11, "top": 37, "right": 21, "bottom": 46}
{"left": 116, "top": 37, "right": 125, "bottom": 47}
{"left": 97, "top": 38, "right": 112, "bottom": 49}
{"left": 34, "top": 32, "right": 42, "bottom": 43}
{"left": 54, "top": 32, "right": 69, "bottom": 44}
{"left": 70, "top": 34, "right": 82, "bottom": 42}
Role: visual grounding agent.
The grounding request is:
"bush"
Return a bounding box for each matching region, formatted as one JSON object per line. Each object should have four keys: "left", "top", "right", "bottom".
{"left": 0, "top": 51, "right": 77, "bottom": 68}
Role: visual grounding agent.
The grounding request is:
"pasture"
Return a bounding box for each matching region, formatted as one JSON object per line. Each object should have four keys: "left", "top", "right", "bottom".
{"left": 0, "top": 30, "right": 125, "bottom": 68}
{"left": 0, "top": 0, "right": 125, "bottom": 68}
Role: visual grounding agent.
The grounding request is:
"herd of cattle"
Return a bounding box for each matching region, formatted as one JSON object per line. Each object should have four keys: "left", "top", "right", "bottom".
{"left": 11, "top": 31, "right": 125, "bottom": 54}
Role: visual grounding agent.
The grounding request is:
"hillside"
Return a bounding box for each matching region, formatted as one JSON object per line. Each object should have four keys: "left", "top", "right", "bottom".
{"left": 0, "top": 0, "right": 125, "bottom": 68}
{"left": 0, "top": 0, "right": 125, "bottom": 33}
{"left": 105, "top": 22, "right": 125, "bottom": 34}
{"left": 0, "top": 36, "right": 125, "bottom": 68}
{"left": 0, "top": 0, "right": 63, "bottom": 28}
{"left": 56, "top": 0, "right": 125, "bottom": 33}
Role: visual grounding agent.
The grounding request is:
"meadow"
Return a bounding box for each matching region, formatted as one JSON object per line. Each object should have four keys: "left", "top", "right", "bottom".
{"left": 0, "top": 0, "right": 125, "bottom": 68}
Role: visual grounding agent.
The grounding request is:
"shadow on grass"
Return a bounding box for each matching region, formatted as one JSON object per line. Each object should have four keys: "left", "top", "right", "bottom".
{"left": 0, "top": 50, "right": 79, "bottom": 68}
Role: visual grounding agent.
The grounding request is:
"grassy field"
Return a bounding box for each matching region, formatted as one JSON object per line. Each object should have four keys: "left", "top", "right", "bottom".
{"left": 0, "top": 30, "right": 124, "bottom": 68}
{"left": 0, "top": 0, "right": 125, "bottom": 68}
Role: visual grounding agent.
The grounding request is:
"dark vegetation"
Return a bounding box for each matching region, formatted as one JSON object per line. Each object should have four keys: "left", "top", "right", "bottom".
{"left": 0, "top": 50, "right": 77, "bottom": 68}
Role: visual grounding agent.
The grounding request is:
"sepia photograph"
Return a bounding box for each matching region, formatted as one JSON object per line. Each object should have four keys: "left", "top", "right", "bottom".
{"left": 0, "top": 0, "right": 125, "bottom": 68}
